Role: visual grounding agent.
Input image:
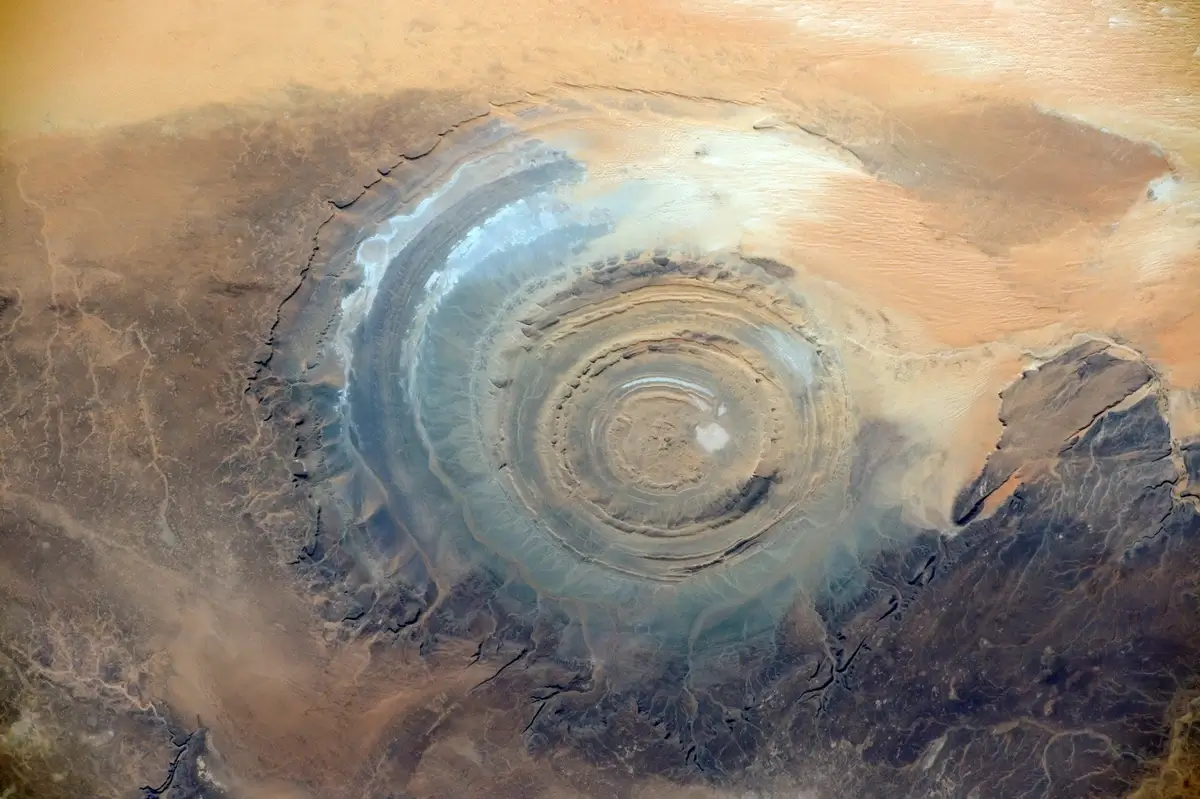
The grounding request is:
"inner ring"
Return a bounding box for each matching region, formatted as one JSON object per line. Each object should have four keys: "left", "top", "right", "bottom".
{"left": 542, "top": 335, "right": 785, "bottom": 538}
{"left": 601, "top": 373, "right": 725, "bottom": 491}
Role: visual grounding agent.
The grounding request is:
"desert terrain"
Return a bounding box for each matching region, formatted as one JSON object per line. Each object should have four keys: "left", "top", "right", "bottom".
{"left": 0, "top": 0, "right": 1199, "bottom": 796}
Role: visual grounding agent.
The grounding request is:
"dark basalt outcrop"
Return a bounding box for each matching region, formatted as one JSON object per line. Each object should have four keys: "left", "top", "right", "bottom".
{"left": 951, "top": 339, "right": 1157, "bottom": 525}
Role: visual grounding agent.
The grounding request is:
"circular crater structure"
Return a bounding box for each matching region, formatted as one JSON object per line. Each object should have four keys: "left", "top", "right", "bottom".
{"left": 313, "top": 97, "right": 875, "bottom": 644}
{"left": 221, "top": 88, "right": 1200, "bottom": 797}
{"left": 467, "top": 253, "right": 851, "bottom": 583}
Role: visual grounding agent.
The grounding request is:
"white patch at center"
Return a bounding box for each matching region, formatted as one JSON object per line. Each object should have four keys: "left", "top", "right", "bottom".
{"left": 695, "top": 421, "right": 731, "bottom": 452}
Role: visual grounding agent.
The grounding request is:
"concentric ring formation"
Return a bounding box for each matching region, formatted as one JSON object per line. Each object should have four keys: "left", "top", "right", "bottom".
{"left": 474, "top": 254, "right": 851, "bottom": 582}
{"left": 331, "top": 102, "right": 863, "bottom": 632}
